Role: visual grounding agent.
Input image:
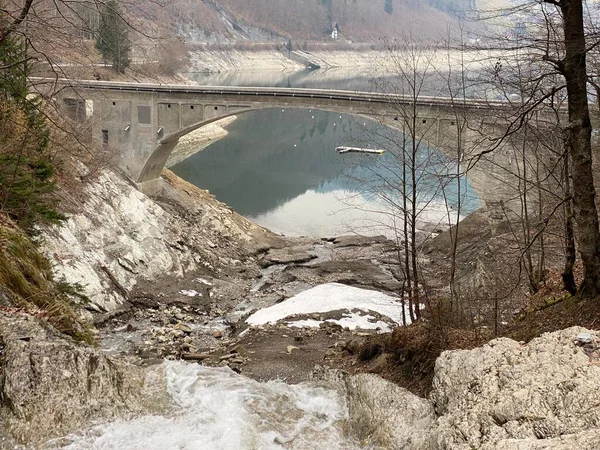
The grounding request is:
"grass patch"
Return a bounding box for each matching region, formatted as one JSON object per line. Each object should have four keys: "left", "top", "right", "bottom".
{"left": 0, "top": 225, "right": 94, "bottom": 344}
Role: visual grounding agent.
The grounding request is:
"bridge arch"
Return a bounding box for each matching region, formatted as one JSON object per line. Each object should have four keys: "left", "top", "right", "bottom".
{"left": 138, "top": 104, "right": 380, "bottom": 183}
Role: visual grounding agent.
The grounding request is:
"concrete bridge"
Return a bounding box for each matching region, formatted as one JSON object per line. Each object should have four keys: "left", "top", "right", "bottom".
{"left": 54, "top": 80, "right": 516, "bottom": 194}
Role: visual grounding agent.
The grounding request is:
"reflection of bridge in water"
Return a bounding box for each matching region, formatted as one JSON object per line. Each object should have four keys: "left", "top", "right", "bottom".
{"left": 54, "top": 80, "right": 528, "bottom": 199}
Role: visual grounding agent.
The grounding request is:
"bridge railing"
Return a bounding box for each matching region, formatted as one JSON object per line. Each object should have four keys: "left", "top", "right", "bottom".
{"left": 38, "top": 78, "right": 528, "bottom": 111}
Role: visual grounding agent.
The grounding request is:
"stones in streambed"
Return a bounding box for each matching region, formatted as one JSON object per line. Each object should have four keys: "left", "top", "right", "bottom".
{"left": 259, "top": 246, "right": 319, "bottom": 268}
{"left": 98, "top": 297, "right": 239, "bottom": 362}
{"left": 181, "top": 352, "right": 211, "bottom": 361}
{"left": 329, "top": 234, "right": 389, "bottom": 248}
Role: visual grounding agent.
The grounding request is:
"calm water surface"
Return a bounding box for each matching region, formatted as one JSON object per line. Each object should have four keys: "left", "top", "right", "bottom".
{"left": 171, "top": 107, "right": 480, "bottom": 237}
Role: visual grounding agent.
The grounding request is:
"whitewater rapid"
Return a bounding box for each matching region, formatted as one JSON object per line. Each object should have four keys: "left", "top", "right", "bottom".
{"left": 51, "top": 361, "right": 363, "bottom": 450}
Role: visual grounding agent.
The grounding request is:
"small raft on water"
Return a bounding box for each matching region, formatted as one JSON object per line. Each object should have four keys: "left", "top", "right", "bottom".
{"left": 335, "top": 146, "right": 385, "bottom": 155}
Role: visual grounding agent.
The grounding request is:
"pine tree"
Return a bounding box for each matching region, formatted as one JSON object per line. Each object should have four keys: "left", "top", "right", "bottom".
{"left": 385, "top": 0, "right": 394, "bottom": 15}
{"left": 95, "top": 0, "right": 131, "bottom": 73}
{"left": 0, "top": 34, "right": 65, "bottom": 231}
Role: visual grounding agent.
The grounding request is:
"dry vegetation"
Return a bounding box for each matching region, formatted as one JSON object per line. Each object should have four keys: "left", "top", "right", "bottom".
{"left": 0, "top": 222, "right": 93, "bottom": 343}
{"left": 167, "top": 0, "right": 471, "bottom": 43}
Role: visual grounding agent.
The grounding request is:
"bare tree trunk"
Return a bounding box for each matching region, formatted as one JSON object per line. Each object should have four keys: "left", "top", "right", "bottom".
{"left": 410, "top": 93, "right": 421, "bottom": 320}
{"left": 402, "top": 127, "right": 416, "bottom": 323}
{"left": 535, "top": 156, "right": 546, "bottom": 286}
{"left": 519, "top": 134, "right": 537, "bottom": 293}
{"left": 562, "top": 150, "right": 577, "bottom": 294}
{"left": 558, "top": 0, "right": 600, "bottom": 297}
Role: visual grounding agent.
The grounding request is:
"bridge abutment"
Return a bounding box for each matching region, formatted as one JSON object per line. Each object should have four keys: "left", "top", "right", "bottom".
{"left": 136, "top": 178, "right": 165, "bottom": 196}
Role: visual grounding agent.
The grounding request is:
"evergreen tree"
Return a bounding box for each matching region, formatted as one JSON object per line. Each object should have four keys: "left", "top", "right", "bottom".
{"left": 95, "top": 0, "right": 131, "bottom": 73}
{"left": 0, "top": 34, "right": 65, "bottom": 231}
{"left": 385, "top": 0, "right": 394, "bottom": 15}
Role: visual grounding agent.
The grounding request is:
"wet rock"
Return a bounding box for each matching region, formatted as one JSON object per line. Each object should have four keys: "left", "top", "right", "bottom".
{"left": 310, "top": 368, "right": 433, "bottom": 449}
{"left": 345, "top": 373, "right": 434, "bottom": 449}
{"left": 0, "top": 313, "right": 146, "bottom": 445}
{"left": 229, "top": 345, "right": 249, "bottom": 356}
{"left": 576, "top": 332, "right": 595, "bottom": 344}
{"left": 137, "top": 347, "right": 159, "bottom": 360}
{"left": 332, "top": 234, "right": 389, "bottom": 248}
{"left": 260, "top": 250, "right": 318, "bottom": 268}
{"left": 176, "top": 323, "right": 194, "bottom": 334}
{"left": 181, "top": 352, "right": 210, "bottom": 361}
{"left": 320, "top": 321, "right": 344, "bottom": 333}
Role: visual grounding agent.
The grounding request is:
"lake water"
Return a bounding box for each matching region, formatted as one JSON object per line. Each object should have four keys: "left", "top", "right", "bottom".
{"left": 171, "top": 105, "right": 480, "bottom": 237}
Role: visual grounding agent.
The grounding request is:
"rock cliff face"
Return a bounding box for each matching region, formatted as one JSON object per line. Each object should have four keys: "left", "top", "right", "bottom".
{"left": 343, "top": 373, "right": 434, "bottom": 449}
{"left": 43, "top": 169, "right": 280, "bottom": 312}
{"left": 0, "top": 312, "right": 150, "bottom": 445}
{"left": 336, "top": 327, "right": 600, "bottom": 450}
{"left": 431, "top": 327, "right": 600, "bottom": 449}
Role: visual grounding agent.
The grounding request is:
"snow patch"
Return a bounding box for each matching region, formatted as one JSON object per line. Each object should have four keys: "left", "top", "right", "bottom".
{"left": 246, "top": 283, "right": 408, "bottom": 329}
{"left": 288, "top": 312, "right": 392, "bottom": 333}
{"left": 180, "top": 289, "right": 200, "bottom": 297}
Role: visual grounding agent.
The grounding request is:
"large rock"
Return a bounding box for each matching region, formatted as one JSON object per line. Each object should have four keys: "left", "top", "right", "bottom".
{"left": 311, "top": 367, "right": 434, "bottom": 449}
{"left": 0, "top": 313, "right": 150, "bottom": 445}
{"left": 322, "top": 327, "right": 600, "bottom": 450}
{"left": 343, "top": 373, "right": 434, "bottom": 449}
{"left": 44, "top": 171, "right": 177, "bottom": 311}
{"left": 430, "top": 327, "right": 600, "bottom": 449}
{"left": 43, "top": 169, "right": 279, "bottom": 312}
{"left": 484, "top": 431, "right": 600, "bottom": 450}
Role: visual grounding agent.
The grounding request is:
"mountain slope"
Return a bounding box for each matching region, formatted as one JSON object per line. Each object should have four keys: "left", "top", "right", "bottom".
{"left": 166, "top": 0, "right": 476, "bottom": 43}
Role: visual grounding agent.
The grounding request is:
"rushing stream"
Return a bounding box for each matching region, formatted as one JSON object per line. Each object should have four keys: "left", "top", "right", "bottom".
{"left": 53, "top": 362, "right": 361, "bottom": 450}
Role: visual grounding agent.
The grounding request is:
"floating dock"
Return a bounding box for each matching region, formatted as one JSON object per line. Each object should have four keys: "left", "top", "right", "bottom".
{"left": 335, "top": 146, "right": 385, "bottom": 155}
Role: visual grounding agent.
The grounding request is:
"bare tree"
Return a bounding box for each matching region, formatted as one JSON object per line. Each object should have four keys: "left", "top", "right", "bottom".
{"left": 476, "top": 0, "right": 600, "bottom": 297}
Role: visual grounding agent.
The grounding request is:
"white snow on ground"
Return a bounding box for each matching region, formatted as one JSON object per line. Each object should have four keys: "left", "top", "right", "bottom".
{"left": 194, "top": 278, "right": 213, "bottom": 286}
{"left": 180, "top": 289, "right": 200, "bottom": 297}
{"left": 288, "top": 312, "right": 392, "bottom": 333}
{"left": 246, "top": 283, "right": 409, "bottom": 330}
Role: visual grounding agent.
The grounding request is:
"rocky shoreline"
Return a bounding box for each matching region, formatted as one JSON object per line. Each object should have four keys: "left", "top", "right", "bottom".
{"left": 165, "top": 116, "right": 237, "bottom": 168}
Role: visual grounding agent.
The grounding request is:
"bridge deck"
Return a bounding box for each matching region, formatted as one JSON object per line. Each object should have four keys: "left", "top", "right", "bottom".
{"left": 47, "top": 78, "right": 517, "bottom": 110}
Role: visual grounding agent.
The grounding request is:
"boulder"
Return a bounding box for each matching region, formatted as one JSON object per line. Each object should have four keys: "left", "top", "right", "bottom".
{"left": 430, "top": 327, "right": 600, "bottom": 449}
{"left": 0, "top": 313, "right": 149, "bottom": 445}
{"left": 344, "top": 373, "right": 434, "bottom": 449}
{"left": 310, "top": 367, "right": 434, "bottom": 449}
